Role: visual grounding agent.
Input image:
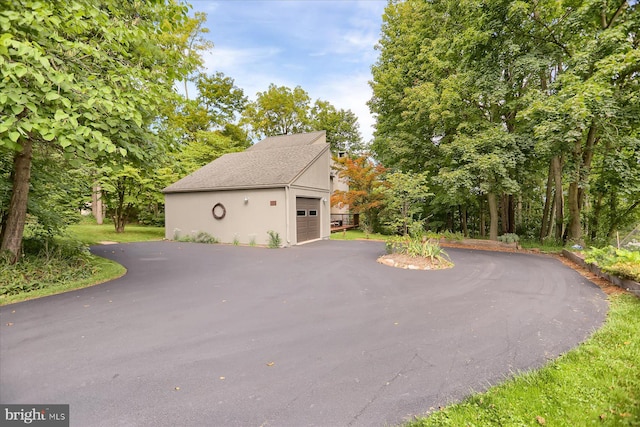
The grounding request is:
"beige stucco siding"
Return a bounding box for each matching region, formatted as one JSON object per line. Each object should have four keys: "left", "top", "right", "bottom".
{"left": 165, "top": 188, "right": 287, "bottom": 245}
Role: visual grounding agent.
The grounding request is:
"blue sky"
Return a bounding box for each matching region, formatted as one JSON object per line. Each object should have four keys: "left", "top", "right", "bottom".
{"left": 188, "top": 0, "right": 387, "bottom": 143}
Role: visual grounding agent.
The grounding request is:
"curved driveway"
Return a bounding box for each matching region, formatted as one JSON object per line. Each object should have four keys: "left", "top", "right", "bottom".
{"left": 0, "top": 240, "right": 607, "bottom": 426}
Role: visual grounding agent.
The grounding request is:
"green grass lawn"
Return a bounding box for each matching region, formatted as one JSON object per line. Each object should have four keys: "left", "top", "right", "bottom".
{"left": 329, "top": 229, "right": 388, "bottom": 241}
{"left": 407, "top": 293, "right": 640, "bottom": 427}
{"left": 68, "top": 222, "right": 165, "bottom": 245}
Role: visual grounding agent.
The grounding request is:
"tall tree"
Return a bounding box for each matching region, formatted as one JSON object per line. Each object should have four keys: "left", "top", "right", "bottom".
{"left": 0, "top": 0, "right": 196, "bottom": 261}
{"left": 241, "top": 84, "right": 311, "bottom": 139}
{"left": 309, "top": 100, "right": 363, "bottom": 153}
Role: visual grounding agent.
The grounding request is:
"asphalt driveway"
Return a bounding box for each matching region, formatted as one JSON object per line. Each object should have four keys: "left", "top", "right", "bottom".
{"left": 0, "top": 240, "right": 607, "bottom": 426}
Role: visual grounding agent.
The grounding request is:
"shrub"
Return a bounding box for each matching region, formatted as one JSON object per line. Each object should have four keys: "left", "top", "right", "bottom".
{"left": 585, "top": 246, "right": 640, "bottom": 282}
{"left": 175, "top": 231, "right": 219, "bottom": 244}
{"left": 267, "top": 230, "right": 281, "bottom": 248}
{"left": 497, "top": 233, "right": 520, "bottom": 244}
{"left": 386, "top": 236, "right": 451, "bottom": 263}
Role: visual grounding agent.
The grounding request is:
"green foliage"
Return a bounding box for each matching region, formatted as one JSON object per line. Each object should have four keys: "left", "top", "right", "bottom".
{"left": 585, "top": 246, "right": 640, "bottom": 282}
{"left": 267, "top": 230, "right": 281, "bottom": 248}
{"left": 1, "top": 236, "right": 90, "bottom": 296}
{"left": 242, "top": 84, "right": 311, "bottom": 139}
{"left": 0, "top": 0, "right": 201, "bottom": 260}
{"left": 380, "top": 170, "right": 432, "bottom": 236}
{"left": 386, "top": 236, "right": 451, "bottom": 264}
{"left": 175, "top": 231, "right": 219, "bottom": 244}
{"left": 369, "top": 0, "right": 640, "bottom": 245}
{"left": 408, "top": 294, "right": 640, "bottom": 426}
{"left": 497, "top": 233, "right": 520, "bottom": 244}
{"left": 240, "top": 84, "right": 362, "bottom": 152}
{"left": 309, "top": 100, "right": 363, "bottom": 153}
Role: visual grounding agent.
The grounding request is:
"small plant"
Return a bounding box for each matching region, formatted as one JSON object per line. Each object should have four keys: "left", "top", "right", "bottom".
{"left": 249, "top": 235, "right": 256, "bottom": 247}
{"left": 408, "top": 220, "right": 426, "bottom": 239}
{"left": 267, "top": 230, "right": 281, "bottom": 248}
{"left": 442, "top": 231, "right": 464, "bottom": 241}
{"left": 173, "top": 228, "right": 181, "bottom": 240}
{"left": 386, "top": 236, "right": 452, "bottom": 264}
{"left": 175, "top": 231, "right": 219, "bottom": 244}
{"left": 498, "top": 233, "right": 520, "bottom": 244}
{"left": 233, "top": 234, "right": 240, "bottom": 246}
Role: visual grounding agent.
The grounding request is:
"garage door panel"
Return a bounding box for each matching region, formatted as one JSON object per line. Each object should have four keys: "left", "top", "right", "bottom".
{"left": 296, "top": 198, "right": 320, "bottom": 243}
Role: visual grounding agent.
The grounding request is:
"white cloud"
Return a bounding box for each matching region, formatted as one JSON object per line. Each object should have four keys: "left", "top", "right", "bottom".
{"left": 310, "top": 72, "right": 375, "bottom": 144}
{"left": 190, "top": 0, "right": 385, "bottom": 144}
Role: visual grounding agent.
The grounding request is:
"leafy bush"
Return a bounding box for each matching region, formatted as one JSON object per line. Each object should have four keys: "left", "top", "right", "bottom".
{"left": 1, "top": 244, "right": 93, "bottom": 297}
{"left": 585, "top": 246, "right": 640, "bottom": 282}
{"left": 497, "top": 233, "right": 520, "bottom": 244}
{"left": 267, "top": 230, "right": 281, "bottom": 248}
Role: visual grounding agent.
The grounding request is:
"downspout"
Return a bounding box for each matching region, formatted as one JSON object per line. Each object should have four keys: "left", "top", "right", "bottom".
{"left": 285, "top": 184, "right": 291, "bottom": 246}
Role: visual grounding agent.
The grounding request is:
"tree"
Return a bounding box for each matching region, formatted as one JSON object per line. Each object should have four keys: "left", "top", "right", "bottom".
{"left": 241, "top": 84, "right": 311, "bottom": 138}
{"left": 380, "top": 171, "right": 432, "bottom": 236}
{"left": 369, "top": 0, "right": 639, "bottom": 245}
{"left": 0, "top": 0, "right": 196, "bottom": 261}
{"left": 309, "top": 100, "right": 363, "bottom": 153}
{"left": 331, "top": 155, "right": 387, "bottom": 234}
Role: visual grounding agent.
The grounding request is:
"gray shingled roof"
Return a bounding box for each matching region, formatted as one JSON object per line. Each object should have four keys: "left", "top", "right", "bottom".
{"left": 246, "top": 130, "right": 325, "bottom": 151}
{"left": 163, "top": 143, "right": 328, "bottom": 193}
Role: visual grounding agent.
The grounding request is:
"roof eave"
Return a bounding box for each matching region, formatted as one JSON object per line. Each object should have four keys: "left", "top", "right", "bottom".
{"left": 163, "top": 183, "right": 289, "bottom": 194}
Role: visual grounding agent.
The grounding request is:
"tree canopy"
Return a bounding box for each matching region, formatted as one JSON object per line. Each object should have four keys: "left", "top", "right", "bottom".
{"left": 369, "top": 0, "right": 640, "bottom": 244}
{"left": 0, "top": 0, "right": 198, "bottom": 260}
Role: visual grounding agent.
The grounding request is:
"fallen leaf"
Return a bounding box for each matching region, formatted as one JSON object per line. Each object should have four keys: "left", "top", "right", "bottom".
{"left": 623, "top": 341, "right": 630, "bottom": 345}
{"left": 174, "top": 386, "right": 180, "bottom": 391}
{"left": 620, "top": 413, "right": 631, "bottom": 418}
{"left": 6, "top": 323, "right": 13, "bottom": 326}
{"left": 266, "top": 362, "right": 275, "bottom": 367}
{"left": 219, "top": 376, "right": 225, "bottom": 380}
{"left": 600, "top": 414, "right": 606, "bottom": 420}
{"left": 536, "top": 415, "right": 546, "bottom": 425}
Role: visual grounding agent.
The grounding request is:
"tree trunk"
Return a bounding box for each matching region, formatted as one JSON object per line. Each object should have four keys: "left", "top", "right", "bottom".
{"left": 460, "top": 205, "right": 468, "bottom": 237}
{"left": 508, "top": 195, "right": 515, "bottom": 234}
{"left": 488, "top": 192, "right": 498, "bottom": 241}
{"left": 552, "top": 156, "right": 564, "bottom": 241}
{"left": 540, "top": 160, "right": 554, "bottom": 241}
{"left": 567, "top": 181, "right": 581, "bottom": 243}
{"left": 480, "top": 199, "right": 486, "bottom": 237}
{"left": 567, "top": 124, "right": 597, "bottom": 244}
{"left": 500, "top": 195, "right": 508, "bottom": 234}
{"left": 92, "top": 183, "right": 104, "bottom": 225}
{"left": 0, "top": 138, "right": 34, "bottom": 263}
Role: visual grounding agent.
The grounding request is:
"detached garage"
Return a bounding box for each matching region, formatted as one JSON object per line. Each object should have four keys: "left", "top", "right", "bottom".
{"left": 163, "top": 131, "right": 331, "bottom": 247}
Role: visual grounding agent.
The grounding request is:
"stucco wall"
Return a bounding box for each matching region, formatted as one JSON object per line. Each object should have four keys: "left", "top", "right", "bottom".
{"left": 289, "top": 148, "right": 331, "bottom": 242}
{"left": 165, "top": 188, "right": 287, "bottom": 246}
